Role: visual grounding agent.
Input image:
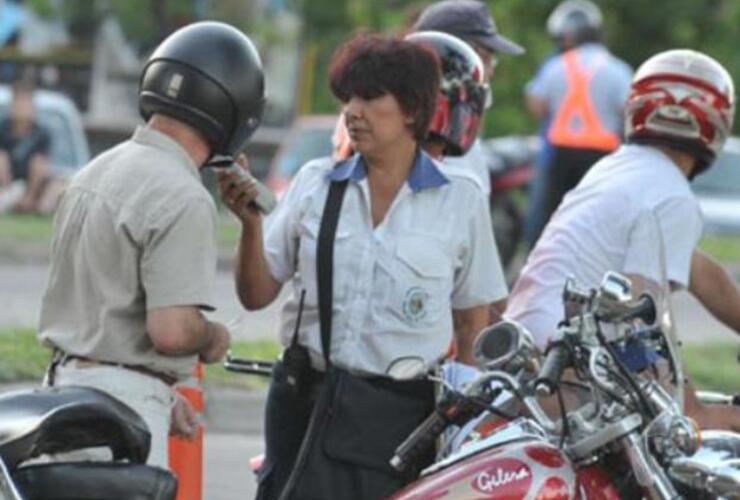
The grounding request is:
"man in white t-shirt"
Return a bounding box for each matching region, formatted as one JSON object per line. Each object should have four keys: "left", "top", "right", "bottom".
{"left": 506, "top": 49, "right": 740, "bottom": 431}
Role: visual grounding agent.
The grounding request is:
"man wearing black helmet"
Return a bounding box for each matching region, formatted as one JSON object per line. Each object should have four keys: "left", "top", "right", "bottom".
{"left": 37, "top": 21, "right": 266, "bottom": 467}
{"left": 413, "top": 0, "right": 525, "bottom": 196}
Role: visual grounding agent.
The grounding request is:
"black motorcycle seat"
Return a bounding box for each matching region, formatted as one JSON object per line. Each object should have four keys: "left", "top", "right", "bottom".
{"left": 12, "top": 462, "right": 177, "bottom": 500}
{"left": 0, "top": 386, "right": 150, "bottom": 468}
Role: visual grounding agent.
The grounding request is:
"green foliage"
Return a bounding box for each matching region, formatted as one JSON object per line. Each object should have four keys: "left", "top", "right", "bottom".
{"left": 298, "top": 0, "right": 740, "bottom": 136}
{"left": 0, "top": 214, "right": 53, "bottom": 242}
{"left": 0, "top": 328, "right": 50, "bottom": 382}
{"left": 683, "top": 342, "right": 739, "bottom": 394}
{"left": 58, "top": 0, "right": 99, "bottom": 43}
{"left": 699, "top": 236, "right": 740, "bottom": 263}
{"left": 108, "top": 0, "right": 160, "bottom": 50}
{"left": 217, "top": 216, "right": 242, "bottom": 247}
{"left": 108, "top": 1, "right": 291, "bottom": 61}
{"left": 27, "top": 0, "right": 55, "bottom": 19}
{"left": 21, "top": 0, "right": 740, "bottom": 131}
{"left": 0, "top": 212, "right": 242, "bottom": 249}
{"left": 109, "top": 0, "right": 204, "bottom": 52}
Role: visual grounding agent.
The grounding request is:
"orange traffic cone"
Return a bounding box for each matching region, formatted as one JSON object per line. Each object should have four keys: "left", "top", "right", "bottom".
{"left": 169, "top": 363, "right": 204, "bottom": 500}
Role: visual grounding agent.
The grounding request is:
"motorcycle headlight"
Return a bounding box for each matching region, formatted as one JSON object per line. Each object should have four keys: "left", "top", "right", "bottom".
{"left": 649, "top": 414, "right": 701, "bottom": 458}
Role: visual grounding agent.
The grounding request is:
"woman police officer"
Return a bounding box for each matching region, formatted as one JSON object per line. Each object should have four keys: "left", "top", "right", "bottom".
{"left": 219, "top": 33, "right": 506, "bottom": 499}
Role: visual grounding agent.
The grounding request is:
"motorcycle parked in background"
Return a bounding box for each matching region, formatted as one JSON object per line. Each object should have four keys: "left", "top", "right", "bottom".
{"left": 0, "top": 386, "right": 177, "bottom": 500}
{"left": 481, "top": 136, "right": 537, "bottom": 279}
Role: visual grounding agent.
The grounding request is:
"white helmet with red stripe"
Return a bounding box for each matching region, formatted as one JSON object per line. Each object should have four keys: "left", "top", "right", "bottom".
{"left": 625, "top": 49, "right": 735, "bottom": 174}
{"left": 405, "top": 31, "right": 488, "bottom": 156}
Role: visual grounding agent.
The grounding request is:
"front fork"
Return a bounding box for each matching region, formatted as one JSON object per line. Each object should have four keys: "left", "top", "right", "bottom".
{"left": 620, "top": 432, "right": 681, "bottom": 500}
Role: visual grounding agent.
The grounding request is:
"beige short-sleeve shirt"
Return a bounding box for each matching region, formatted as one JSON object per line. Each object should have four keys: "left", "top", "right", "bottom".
{"left": 38, "top": 126, "right": 218, "bottom": 380}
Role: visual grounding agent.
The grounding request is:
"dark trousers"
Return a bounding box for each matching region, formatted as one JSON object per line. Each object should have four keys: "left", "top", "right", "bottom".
{"left": 256, "top": 362, "right": 435, "bottom": 500}
{"left": 541, "top": 146, "right": 611, "bottom": 229}
{"left": 256, "top": 362, "right": 324, "bottom": 499}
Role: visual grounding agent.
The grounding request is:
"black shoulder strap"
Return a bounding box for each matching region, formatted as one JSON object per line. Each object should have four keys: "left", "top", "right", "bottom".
{"left": 317, "top": 179, "right": 348, "bottom": 368}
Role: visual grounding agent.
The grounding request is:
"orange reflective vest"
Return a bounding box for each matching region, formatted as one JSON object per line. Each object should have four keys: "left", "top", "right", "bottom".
{"left": 547, "top": 50, "right": 620, "bottom": 152}
{"left": 332, "top": 115, "right": 353, "bottom": 161}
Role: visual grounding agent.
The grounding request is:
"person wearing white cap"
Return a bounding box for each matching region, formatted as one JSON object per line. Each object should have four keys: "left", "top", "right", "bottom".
{"left": 525, "top": 0, "right": 632, "bottom": 243}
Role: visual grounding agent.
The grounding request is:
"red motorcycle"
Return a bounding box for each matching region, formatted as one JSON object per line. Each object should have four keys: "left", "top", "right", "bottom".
{"left": 387, "top": 272, "right": 740, "bottom": 500}
{"left": 226, "top": 271, "right": 740, "bottom": 499}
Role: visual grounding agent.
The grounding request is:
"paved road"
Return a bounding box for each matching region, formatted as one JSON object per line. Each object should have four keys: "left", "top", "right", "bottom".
{"left": 199, "top": 384, "right": 268, "bottom": 497}
{"left": 205, "top": 432, "right": 261, "bottom": 498}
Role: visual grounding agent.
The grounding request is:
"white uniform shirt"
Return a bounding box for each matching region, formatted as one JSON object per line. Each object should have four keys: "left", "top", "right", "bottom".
{"left": 264, "top": 151, "right": 507, "bottom": 375}
{"left": 505, "top": 144, "right": 703, "bottom": 349}
{"left": 442, "top": 139, "right": 491, "bottom": 196}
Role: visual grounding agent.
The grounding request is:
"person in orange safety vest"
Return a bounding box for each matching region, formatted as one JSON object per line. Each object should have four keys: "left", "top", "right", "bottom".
{"left": 525, "top": 0, "right": 632, "bottom": 242}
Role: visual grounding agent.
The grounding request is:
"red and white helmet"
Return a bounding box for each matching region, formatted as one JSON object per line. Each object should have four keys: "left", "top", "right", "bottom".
{"left": 625, "top": 49, "right": 735, "bottom": 172}
{"left": 405, "top": 31, "right": 488, "bottom": 156}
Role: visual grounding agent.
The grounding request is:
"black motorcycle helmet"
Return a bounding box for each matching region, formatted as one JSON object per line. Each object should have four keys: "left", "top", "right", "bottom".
{"left": 139, "top": 21, "right": 266, "bottom": 164}
{"left": 546, "top": 0, "right": 603, "bottom": 50}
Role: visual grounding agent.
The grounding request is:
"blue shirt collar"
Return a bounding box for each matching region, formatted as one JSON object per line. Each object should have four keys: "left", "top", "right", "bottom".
{"left": 328, "top": 150, "right": 449, "bottom": 193}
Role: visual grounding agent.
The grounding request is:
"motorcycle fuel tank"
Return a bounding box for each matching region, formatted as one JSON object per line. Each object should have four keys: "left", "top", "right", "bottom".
{"left": 390, "top": 439, "right": 576, "bottom": 500}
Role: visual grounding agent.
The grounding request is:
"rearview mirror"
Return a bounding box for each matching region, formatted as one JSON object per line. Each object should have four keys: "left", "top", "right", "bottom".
{"left": 599, "top": 271, "right": 633, "bottom": 304}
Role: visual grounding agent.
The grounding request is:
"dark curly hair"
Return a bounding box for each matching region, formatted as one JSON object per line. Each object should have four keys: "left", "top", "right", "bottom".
{"left": 329, "top": 33, "right": 441, "bottom": 143}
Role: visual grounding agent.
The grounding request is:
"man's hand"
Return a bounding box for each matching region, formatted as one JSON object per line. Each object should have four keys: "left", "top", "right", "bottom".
{"left": 170, "top": 392, "right": 198, "bottom": 440}
{"left": 686, "top": 401, "right": 740, "bottom": 433}
{"left": 199, "top": 322, "right": 231, "bottom": 364}
{"left": 217, "top": 154, "right": 262, "bottom": 227}
{"left": 689, "top": 249, "right": 740, "bottom": 336}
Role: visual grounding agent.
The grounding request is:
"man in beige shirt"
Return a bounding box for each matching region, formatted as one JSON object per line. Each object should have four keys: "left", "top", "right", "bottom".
{"left": 38, "top": 21, "right": 266, "bottom": 467}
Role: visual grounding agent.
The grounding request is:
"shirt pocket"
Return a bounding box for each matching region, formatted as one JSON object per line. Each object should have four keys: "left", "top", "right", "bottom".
{"left": 390, "top": 234, "right": 452, "bottom": 327}
{"left": 296, "top": 216, "right": 355, "bottom": 306}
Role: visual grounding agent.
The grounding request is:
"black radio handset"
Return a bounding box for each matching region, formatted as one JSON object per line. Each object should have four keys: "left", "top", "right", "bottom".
{"left": 282, "top": 290, "right": 311, "bottom": 391}
{"left": 207, "top": 154, "right": 277, "bottom": 214}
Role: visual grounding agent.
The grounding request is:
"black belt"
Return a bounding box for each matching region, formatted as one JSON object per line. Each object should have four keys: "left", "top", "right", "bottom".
{"left": 307, "top": 365, "right": 432, "bottom": 397}
{"left": 48, "top": 350, "right": 178, "bottom": 386}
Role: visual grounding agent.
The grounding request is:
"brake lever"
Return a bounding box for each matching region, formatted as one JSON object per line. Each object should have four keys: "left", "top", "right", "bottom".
{"left": 223, "top": 352, "right": 275, "bottom": 376}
